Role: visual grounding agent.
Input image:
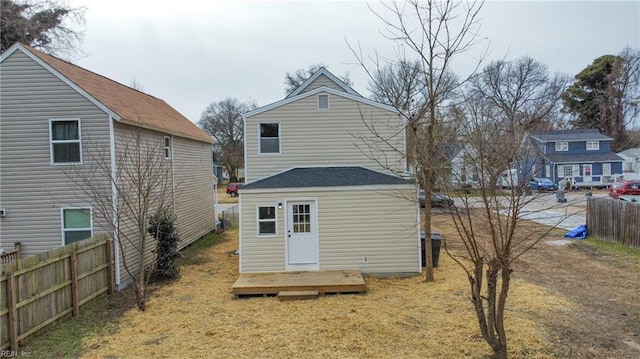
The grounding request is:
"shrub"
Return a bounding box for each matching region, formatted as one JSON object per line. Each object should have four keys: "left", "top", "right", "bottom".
{"left": 148, "top": 208, "right": 181, "bottom": 281}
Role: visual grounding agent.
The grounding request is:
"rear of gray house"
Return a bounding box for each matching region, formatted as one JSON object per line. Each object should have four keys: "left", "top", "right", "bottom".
{"left": 0, "top": 43, "right": 216, "bottom": 288}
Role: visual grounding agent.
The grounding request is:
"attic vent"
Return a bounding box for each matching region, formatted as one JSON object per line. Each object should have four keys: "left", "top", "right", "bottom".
{"left": 318, "top": 94, "right": 329, "bottom": 110}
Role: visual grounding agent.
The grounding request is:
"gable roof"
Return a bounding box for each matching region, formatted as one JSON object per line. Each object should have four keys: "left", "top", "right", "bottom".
{"left": 286, "top": 67, "right": 361, "bottom": 98}
{"left": 528, "top": 129, "right": 612, "bottom": 142}
{"left": 241, "top": 166, "right": 411, "bottom": 190}
{"left": 244, "top": 86, "right": 398, "bottom": 118}
{"left": 1, "top": 43, "right": 213, "bottom": 144}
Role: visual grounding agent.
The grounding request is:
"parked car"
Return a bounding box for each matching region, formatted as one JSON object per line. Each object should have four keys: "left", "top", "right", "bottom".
{"left": 419, "top": 190, "right": 454, "bottom": 208}
{"left": 608, "top": 180, "right": 640, "bottom": 199}
{"left": 528, "top": 177, "right": 558, "bottom": 192}
{"left": 226, "top": 182, "right": 240, "bottom": 197}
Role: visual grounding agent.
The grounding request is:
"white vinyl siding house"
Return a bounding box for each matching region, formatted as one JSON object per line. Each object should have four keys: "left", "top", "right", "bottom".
{"left": 0, "top": 43, "right": 215, "bottom": 289}
{"left": 245, "top": 90, "right": 404, "bottom": 182}
{"left": 240, "top": 186, "right": 418, "bottom": 274}
{"left": 240, "top": 68, "right": 419, "bottom": 275}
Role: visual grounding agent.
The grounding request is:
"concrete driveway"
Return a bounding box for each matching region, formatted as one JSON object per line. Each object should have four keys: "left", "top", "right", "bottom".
{"left": 452, "top": 190, "right": 608, "bottom": 231}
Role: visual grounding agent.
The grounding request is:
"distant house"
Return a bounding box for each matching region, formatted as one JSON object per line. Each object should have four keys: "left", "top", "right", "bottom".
{"left": 617, "top": 148, "right": 640, "bottom": 173}
{"left": 239, "top": 68, "right": 419, "bottom": 275}
{"left": 523, "top": 129, "right": 624, "bottom": 188}
{"left": 444, "top": 144, "right": 479, "bottom": 189}
{"left": 0, "top": 43, "right": 216, "bottom": 288}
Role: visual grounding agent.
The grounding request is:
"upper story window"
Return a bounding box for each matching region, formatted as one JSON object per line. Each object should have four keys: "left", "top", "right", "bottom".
{"left": 259, "top": 123, "right": 280, "bottom": 154}
{"left": 318, "top": 94, "right": 329, "bottom": 110}
{"left": 554, "top": 141, "right": 568, "bottom": 152}
{"left": 50, "top": 119, "right": 82, "bottom": 164}
{"left": 586, "top": 141, "right": 599, "bottom": 151}
{"left": 62, "top": 208, "right": 93, "bottom": 244}
{"left": 164, "top": 136, "right": 172, "bottom": 159}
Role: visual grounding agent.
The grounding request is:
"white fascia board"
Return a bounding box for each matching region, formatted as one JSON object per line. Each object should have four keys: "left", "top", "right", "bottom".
{"left": 243, "top": 86, "right": 400, "bottom": 118}
{"left": 3, "top": 43, "right": 121, "bottom": 121}
{"left": 239, "top": 183, "right": 413, "bottom": 195}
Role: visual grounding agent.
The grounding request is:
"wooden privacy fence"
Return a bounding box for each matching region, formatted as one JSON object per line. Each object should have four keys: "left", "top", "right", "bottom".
{"left": 586, "top": 197, "right": 640, "bottom": 249}
{"left": 0, "top": 234, "right": 114, "bottom": 351}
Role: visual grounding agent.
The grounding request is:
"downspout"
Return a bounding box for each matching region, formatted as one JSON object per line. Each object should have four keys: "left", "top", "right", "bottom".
{"left": 170, "top": 135, "right": 176, "bottom": 213}
{"left": 108, "top": 116, "right": 121, "bottom": 286}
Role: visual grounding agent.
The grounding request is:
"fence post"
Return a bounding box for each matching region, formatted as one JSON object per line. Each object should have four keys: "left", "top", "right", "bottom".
{"left": 7, "top": 272, "right": 19, "bottom": 350}
{"left": 105, "top": 239, "right": 114, "bottom": 295}
{"left": 70, "top": 252, "right": 79, "bottom": 317}
{"left": 14, "top": 242, "right": 21, "bottom": 258}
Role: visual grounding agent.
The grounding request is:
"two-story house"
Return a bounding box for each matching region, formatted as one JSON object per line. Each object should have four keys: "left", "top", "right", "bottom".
{"left": 238, "top": 68, "right": 420, "bottom": 275}
{"left": 0, "top": 43, "right": 216, "bottom": 288}
{"left": 523, "top": 129, "right": 624, "bottom": 188}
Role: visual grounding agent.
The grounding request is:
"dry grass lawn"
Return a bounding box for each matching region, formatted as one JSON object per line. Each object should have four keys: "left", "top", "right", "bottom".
{"left": 78, "top": 227, "right": 570, "bottom": 359}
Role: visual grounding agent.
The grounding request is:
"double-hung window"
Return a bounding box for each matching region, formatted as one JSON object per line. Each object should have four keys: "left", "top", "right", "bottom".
{"left": 259, "top": 123, "right": 280, "bottom": 154}
{"left": 586, "top": 141, "right": 599, "bottom": 150}
{"left": 164, "top": 136, "right": 172, "bottom": 159}
{"left": 50, "top": 119, "right": 81, "bottom": 164}
{"left": 257, "top": 206, "right": 277, "bottom": 236}
{"left": 554, "top": 141, "right": 568, "bottom": 152}
{"left": 62, "top": 208, "right": 93, "bottom": 244}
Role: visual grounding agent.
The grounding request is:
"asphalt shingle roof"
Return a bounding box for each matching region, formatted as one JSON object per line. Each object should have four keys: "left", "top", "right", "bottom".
{"left": 529, "top": 129, "right": 612, "bottom": 142}
{"left": 543, "top": 152, "right": 624, "bottom": 164}
{"left": 242, "top": 167, "right": 411, "bottom": 190}
{"left": 21, "top": 45, "right": 213, "bottom": 144}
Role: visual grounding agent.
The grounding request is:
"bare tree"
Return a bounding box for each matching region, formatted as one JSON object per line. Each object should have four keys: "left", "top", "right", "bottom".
{"left": 284, "top": 63, "right": 353, "bottom": 95}
{"left": 199, "top": 98, "right": 256, "bottom": 181}
{"left": 0, "top": 0, "right": 85, "bottom": 58}
{"left": 353, "top": 1, "right": 574, "bottom": 357}
{"left": 67, "top": 127, "right": 173, "bottom": 311}
{"left": 352, "top": 0, "right": 486, "bottom": 282}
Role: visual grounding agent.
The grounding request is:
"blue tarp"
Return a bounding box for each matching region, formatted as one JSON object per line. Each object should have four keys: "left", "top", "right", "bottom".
{"left": 564, "top": 224, "right": 588, "bottom": 239}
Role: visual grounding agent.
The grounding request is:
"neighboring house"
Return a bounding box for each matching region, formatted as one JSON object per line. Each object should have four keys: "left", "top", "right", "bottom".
{"left": 239, "top": 68, "right": 420, "bottom": 275}
{"left": 444, "top": 143, "right": 480, "bottom": 189}
{"left": 523, "top": 129, "right": 624, "bottom": 188}
{"left": 617, "top": 148, "right": 640, "bottom": 173}
{"left": 0, "top": 43, "right": 216, "bottom": 288}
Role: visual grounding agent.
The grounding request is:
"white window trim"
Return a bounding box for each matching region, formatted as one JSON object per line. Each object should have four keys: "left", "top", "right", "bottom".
{"left": 258, "top": 122, "right": 281, "bottom": 155}
{"left": 60, "top": 207, "right": 93, "bottom": 245}
{"left": 256, "top": 204, "right": 278, "bottom": 237}
{"left": 603, "top": 163, "right": 611, "bottom": 176}
{"left": 49, "top": 118, "right": 83, "bottom": 165}
{"left": 582, "top": 164, "right": 593, "bottom": 176}
{"left": 317, "top": 94, "right": 330, "bottom": 110}
{"left": 554, "top": 141, "right": 568, "bottom": 152}
{"left": 586, "top": 141, "right": 599, "bottom": 151}
{"left": 164, "top": 135, "right": 172, "bottom": 160}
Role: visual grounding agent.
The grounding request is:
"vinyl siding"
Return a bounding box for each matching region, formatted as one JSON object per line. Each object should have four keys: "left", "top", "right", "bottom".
{"left": 0, "top": 49, "right": 112, "bottom": 256}
{"left": 112, "top": 124, "right": 215, "bottom": 286}
{"left": 172, "top": 136, "right": 216, "bottom": 247}
{"left": 299, "top": 74, "right": 347, "bottom": 94}
{"left": 245, "top": 93, "right": 404, "bottom": 182}
{"left": 240, "top": 187, "right": 419, "bottom": 274}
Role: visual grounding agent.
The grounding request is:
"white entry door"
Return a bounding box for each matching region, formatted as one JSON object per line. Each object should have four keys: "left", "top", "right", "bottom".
{"left": 287, "top": 201, "right": 318, "bottom": 266}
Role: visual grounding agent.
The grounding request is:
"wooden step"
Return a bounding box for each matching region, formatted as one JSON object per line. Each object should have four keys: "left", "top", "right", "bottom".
{"left": 277, "top": 290, "right": 319, "bottom": 301}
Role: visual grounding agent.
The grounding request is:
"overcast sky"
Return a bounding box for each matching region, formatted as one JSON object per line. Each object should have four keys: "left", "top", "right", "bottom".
{"left": 67, "top": 0, "right": 640, "bottom": 124}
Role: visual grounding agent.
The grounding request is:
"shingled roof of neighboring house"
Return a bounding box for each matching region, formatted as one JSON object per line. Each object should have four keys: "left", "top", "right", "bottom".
{"left": 9, "top": 44, "right": 213, "bottom": 144}
{"left": 528, "top": 129, "right": 612, "bottom": 142}
{"left": 543, "top": 152, "right": 624, "bottom": 164}
{"left": 241, "top": 167, "right": 411, "bottom": 190}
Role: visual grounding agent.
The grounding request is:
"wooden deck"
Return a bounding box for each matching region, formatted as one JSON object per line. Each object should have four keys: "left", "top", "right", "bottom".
{"left": 232, "top": 270, "right": 366, "bottom": 298}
